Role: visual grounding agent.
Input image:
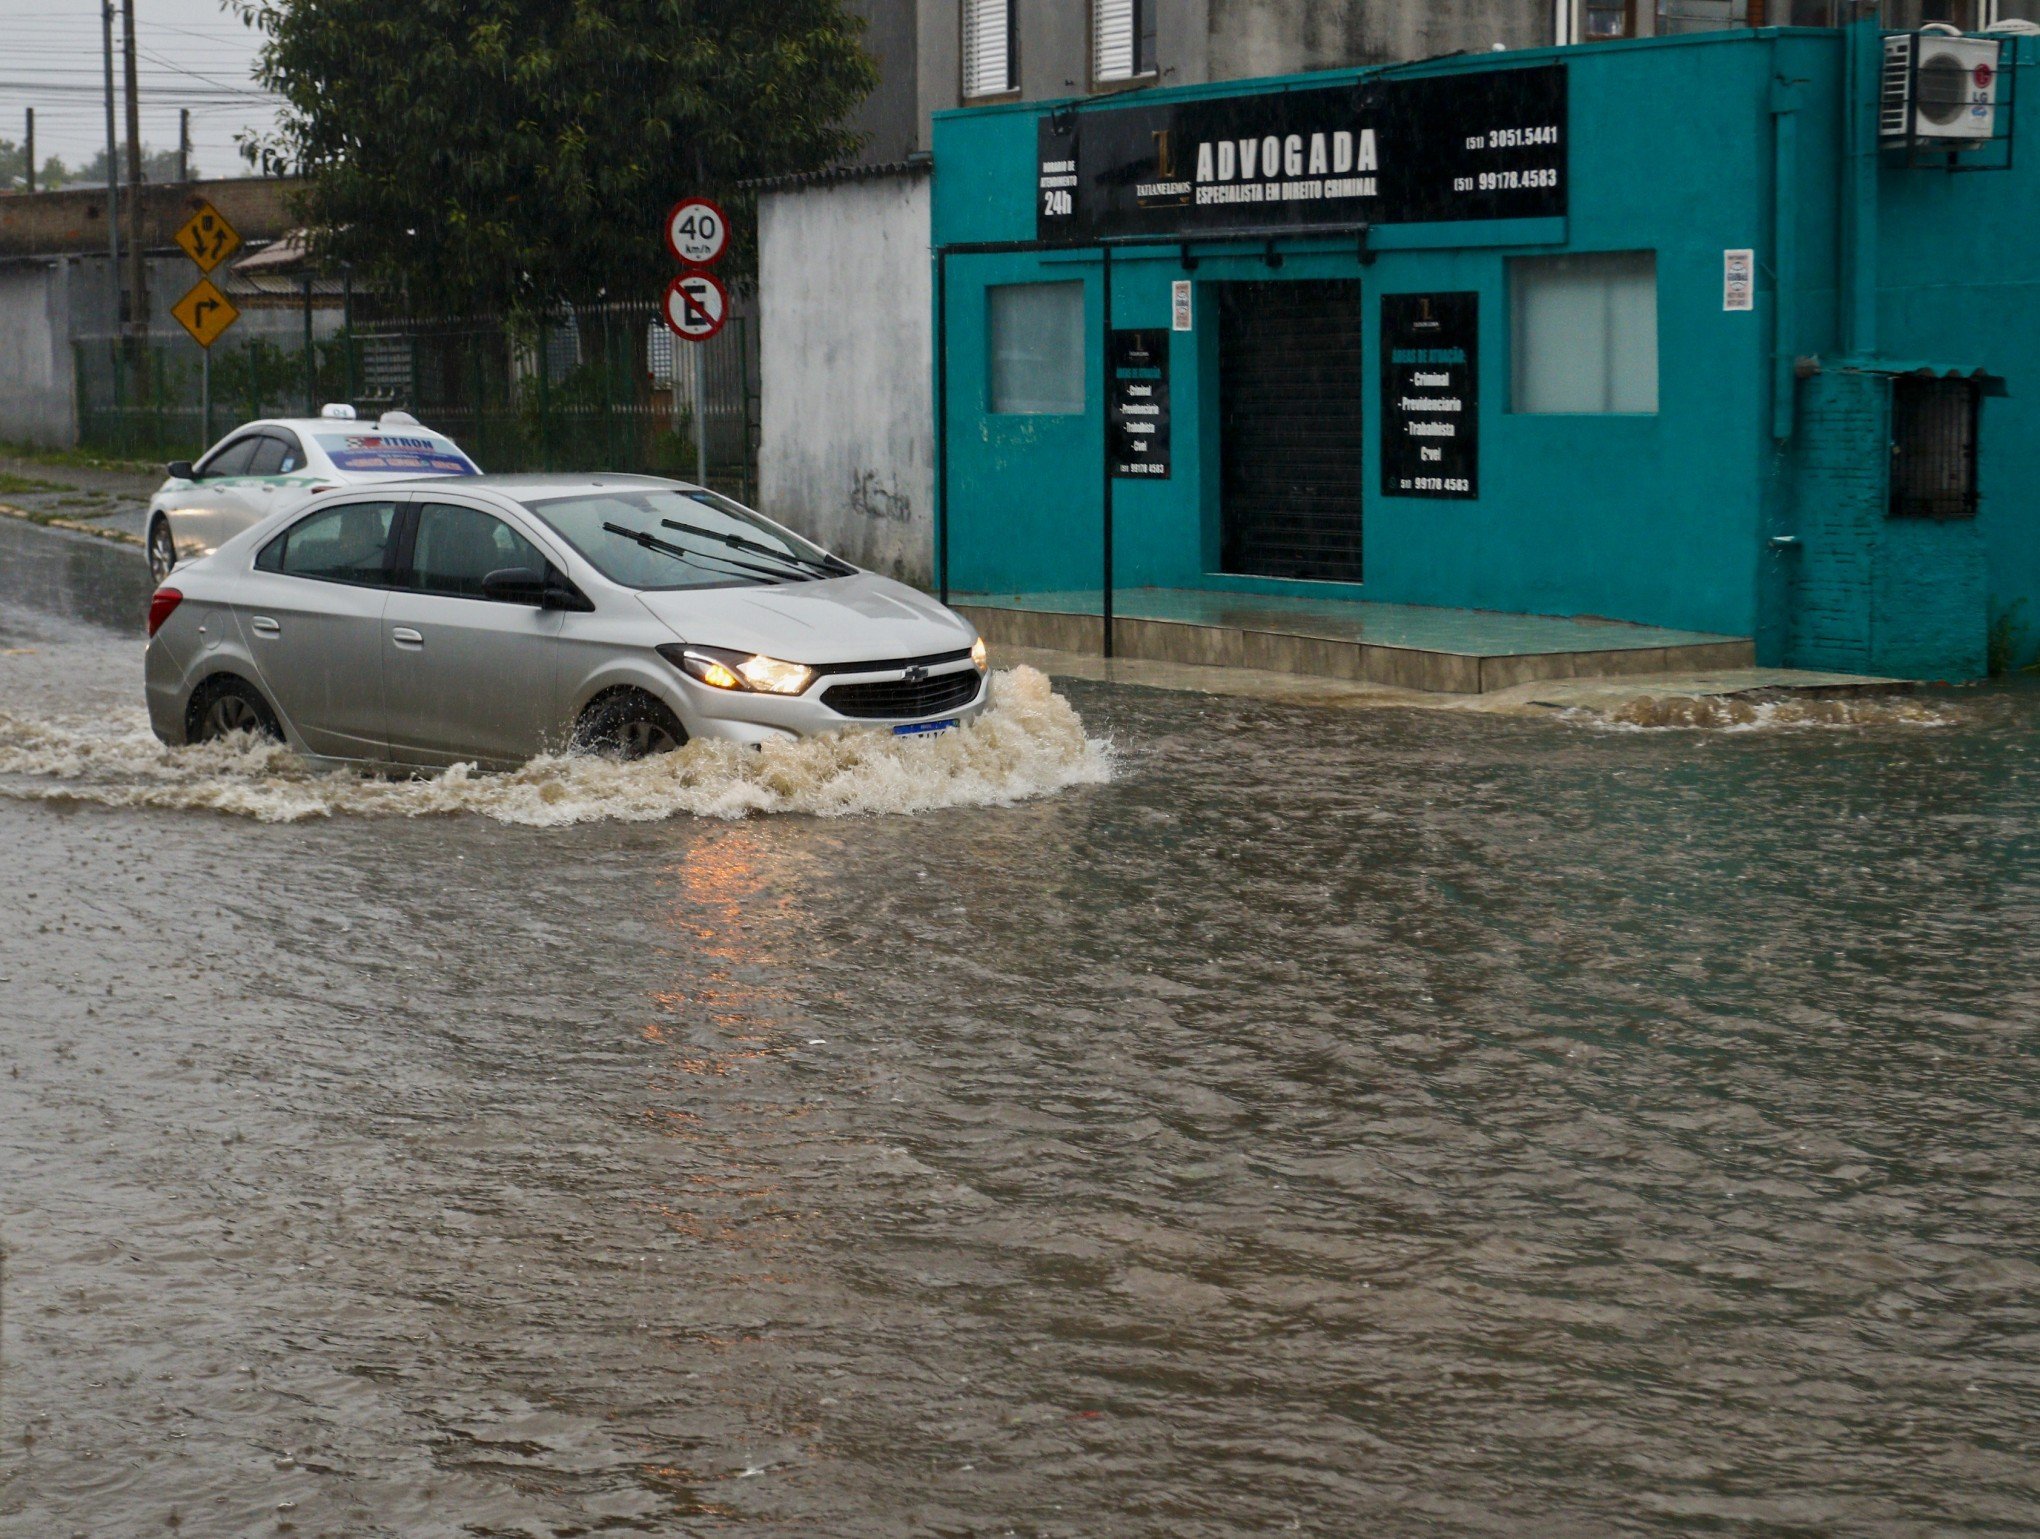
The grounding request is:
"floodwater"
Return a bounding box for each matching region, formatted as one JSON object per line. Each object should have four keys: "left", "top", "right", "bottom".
{"left": 1, "top": 520, "right": 2035, "bottom": 1538}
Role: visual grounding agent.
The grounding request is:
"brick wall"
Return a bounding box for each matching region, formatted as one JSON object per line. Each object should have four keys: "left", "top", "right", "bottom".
{"left": 0, "top": 178, "right": 298, "bottom": 260}
{"left": 1788, "top": 371, "right": 1885, "bottom": 672}
{"left": 1784, "top": 369, "right": 1988, "bottom": 680}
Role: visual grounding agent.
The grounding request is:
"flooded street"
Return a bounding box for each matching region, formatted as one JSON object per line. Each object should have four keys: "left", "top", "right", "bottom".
{"left": 2, "top": 522, "right": 2035, "bottom": 1537}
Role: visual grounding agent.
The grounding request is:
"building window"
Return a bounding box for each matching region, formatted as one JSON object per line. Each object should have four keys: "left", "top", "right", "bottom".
{"left": 1094, "top": 0, "right": 1157, "bottom": 85}
{"left": 1883, "top": 1, "right": 1983, "bottom": 27}
{"left": 1583, "top": 0, "right": 1638, "bottom": 38}
{"left": 1889, "top": 377, "right": 1981, "bottom": 520}
{"left": 1511, "top": 252, "right": 1659, "bottom": 415}
{"left": 1561, "top": 0, "right": 1992, "bottom": 36}
{"left": 987, "top": 282, "right": 1085, "bottom": 415}
{"left": 962, "top": 0, "right": 1016, "bottom": 99}
{"left": 1657, "top": 1, "right": 1759, "bottom": 35}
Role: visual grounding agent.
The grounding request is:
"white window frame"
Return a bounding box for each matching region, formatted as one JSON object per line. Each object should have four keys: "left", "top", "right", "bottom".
{"left": 1093, "top": 0, "right": 1157, "bottom": 86}
{"left": 1510, "top": 251, "right": 1661, "bottom": 416}
{"left": 986, "top": 281, "right": 1087, "bottom": 416}
{"left": 962, "top": 0, "right": 1017, "bottom": 100}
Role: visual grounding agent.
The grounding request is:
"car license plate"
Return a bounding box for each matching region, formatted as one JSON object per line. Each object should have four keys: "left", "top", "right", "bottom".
{"left": 893, "top": 719, "right": 957, "bottom": 737}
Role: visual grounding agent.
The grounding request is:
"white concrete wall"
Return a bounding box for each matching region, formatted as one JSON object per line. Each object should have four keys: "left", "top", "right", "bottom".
{"left": 0, "top": 260, "right": 77, "bottom": 447}
{"left": 758, "top": 172, "right": 934, "bottom": 585}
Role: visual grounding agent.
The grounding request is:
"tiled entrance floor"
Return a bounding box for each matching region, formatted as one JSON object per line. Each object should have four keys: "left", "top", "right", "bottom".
{"left": 955, "top": 588, "right": 1757, "bottom": 694}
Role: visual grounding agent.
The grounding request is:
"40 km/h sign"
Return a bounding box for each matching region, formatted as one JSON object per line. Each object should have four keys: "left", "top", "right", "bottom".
{"left": 663, "top": 270, "right": 729, "bottom": 342}
{"left": 664, "top": 197, "right": 729, "bottom": 267}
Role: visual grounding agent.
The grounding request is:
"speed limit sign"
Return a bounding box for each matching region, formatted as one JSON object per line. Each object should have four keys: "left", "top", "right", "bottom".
{"left": 662, "top": 270, "right": 729, "bottom": 342}
{"left": 664, "top": 197, "right": 729, "bottom": 267}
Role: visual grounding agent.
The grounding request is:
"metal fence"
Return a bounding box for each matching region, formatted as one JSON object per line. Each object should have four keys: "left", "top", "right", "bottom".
{"left": 74, "top": 301, "right": 760, "bottom": 496}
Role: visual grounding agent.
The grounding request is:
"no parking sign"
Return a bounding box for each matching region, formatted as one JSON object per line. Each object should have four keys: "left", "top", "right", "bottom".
{"left": 662, "top": 270, "right": 729, "bottom": 342}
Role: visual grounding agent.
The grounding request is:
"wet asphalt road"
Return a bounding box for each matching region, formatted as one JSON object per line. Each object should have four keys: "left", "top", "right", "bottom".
{"left": 1, "top": 521, "right": 2035, "bottom": 1538}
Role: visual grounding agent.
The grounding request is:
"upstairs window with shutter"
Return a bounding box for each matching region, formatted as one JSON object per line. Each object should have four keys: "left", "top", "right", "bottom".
{"left": 1094, "top": 0, "right": 1157, "bottom": 84}
{"left": 962, "top": 0, "right": 1016, "bottom": 98}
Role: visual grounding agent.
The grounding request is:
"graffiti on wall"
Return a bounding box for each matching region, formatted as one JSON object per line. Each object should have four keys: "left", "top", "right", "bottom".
{"left": 849, "top": 468, "right": 914, "bottom": 524}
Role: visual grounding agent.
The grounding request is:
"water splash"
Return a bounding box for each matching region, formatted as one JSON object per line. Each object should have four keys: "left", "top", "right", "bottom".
{"left": 0, "top": 665, "right": 1111, "bottom": 825}
{"left": 1565, "top": 691, "right": 1956, "bottom": 733}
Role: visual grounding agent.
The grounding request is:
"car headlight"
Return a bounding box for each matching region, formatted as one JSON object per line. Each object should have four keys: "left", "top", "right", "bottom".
{"left": 657, "top": 643, "right": 813, "bottom": 696}
{"left": 971, "top": 636, "right": 988, "bottom": 672}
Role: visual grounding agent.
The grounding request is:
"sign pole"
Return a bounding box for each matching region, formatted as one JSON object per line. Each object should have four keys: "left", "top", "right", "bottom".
{"left": 693, "top": 342, "right": 707, "bottom": 487}
{"left": 201, "top": 344, "right": 211, "bottom": 448}
{"left": 100, "top": 0, "right": 119, "bottom": 331}
{"left": 1101, "top": 244, "right": 1114, "bottom": 661}
{"left": 659, "top": 196, "right": 730, "bottom": 489}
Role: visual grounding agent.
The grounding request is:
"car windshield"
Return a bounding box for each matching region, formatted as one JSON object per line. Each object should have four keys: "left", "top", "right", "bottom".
{"left": 522, "top": 488, "right": 848, "bottom": 590}
{"left": 313, "top": 431, "right": 477, "bottom": 476}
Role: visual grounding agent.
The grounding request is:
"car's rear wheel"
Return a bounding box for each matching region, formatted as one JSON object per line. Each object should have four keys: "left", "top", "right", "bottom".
{"left": 574, "top": 690, "right": 687, "bottom": 760}
{"left": 147, "top": 518, "right": 177, "bottom": 583}
{"left": 186, "top": 676, "right": 282, "bottom": 745}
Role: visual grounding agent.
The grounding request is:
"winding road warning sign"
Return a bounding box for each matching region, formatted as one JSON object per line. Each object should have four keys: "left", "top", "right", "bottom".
{"left": 664, "top": 197, "right": 729, "bottom": 268}
{"left": 662, "top": 270, "right": 729, "bottom": 342}
{"left": 174, "top": 199, "right": 241, "bottom": 274}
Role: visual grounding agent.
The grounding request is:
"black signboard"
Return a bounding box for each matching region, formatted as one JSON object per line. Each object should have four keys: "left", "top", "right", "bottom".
{"left": 1037, "top": 64, "right": 1566, "bottom": 244}
{"left": 1381, "top": 292, "right": 1478, "bottom": 500}
{"left": 1109, "top": 328, "right": 1170, "bottom": 479}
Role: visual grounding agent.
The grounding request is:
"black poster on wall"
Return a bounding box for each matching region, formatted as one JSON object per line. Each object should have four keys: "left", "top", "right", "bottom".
{"left": 1381, "top": 292, "right": 1478, "bottom": 500}
{"left": 1109, "top": 328, "right": 1171, "bottom": 479}
{"left": 1037, "top": 64, "right": 1566, "bottom": 244}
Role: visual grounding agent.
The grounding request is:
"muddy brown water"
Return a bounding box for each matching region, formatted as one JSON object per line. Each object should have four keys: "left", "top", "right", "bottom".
{"left": 1, "top": 521, "right": 2035, "bottom": 1537}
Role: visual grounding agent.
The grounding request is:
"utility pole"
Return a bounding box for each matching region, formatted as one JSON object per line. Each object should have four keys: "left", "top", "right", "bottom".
{"left": 101, "top": 0, "right": 120, "bottom": 333}
{"left": 178, "top": 107, "right": 189, "bottom": 182}
{"left": 23, "top": 109, "right": 33, "bottom": 194}
{"left": 122, "top": 0, "right": 148, "bottom": 353}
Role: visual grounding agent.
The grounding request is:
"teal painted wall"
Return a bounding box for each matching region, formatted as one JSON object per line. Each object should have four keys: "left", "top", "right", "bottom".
{"left": 932, "top": 30, "right": 2040, "bottom": 678}
{"left": 1878, "top": 36, "right": 2040, "bottom": 670}
{"left": 1785, "top": 370, "right": 1988, "bottom": 680}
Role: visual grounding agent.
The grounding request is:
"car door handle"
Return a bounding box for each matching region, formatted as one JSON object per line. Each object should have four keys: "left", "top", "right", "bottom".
{"left": 391, "top": 627, "right": 424, "bottom": 647}
{"left": 250, "top": 616, "right": 280, "bottom": 635}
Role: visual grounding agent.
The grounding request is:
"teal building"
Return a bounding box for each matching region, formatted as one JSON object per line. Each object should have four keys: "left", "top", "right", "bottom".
{"left": 929, "top": 24, "right": 2039, "bottom": 680}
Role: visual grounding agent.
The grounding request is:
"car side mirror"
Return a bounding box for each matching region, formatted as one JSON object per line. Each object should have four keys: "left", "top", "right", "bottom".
{"left": 167, "top": 460, "right": 197, "bottom": 481}
{"left": 541, "top": 578, "right": 594, "bottom": 613}
{"left": 481, "top": 566, "right": 548, "bottom": 605}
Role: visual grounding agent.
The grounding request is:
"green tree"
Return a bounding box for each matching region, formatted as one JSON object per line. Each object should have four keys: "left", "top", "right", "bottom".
{"left": 68, "top": 144, "right": 197, "bottom": 185}
{"left": 235, "top": 0, "right": 876, "bottom": 316}
{"left": 0, "top": 141, "right": 87, "bottom": 191}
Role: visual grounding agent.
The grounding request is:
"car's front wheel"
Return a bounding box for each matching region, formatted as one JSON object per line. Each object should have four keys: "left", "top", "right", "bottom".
{"left": 186, "top": 675, "right": 283, "bottom": 745}
{"left": 573, "top": 690, "right": 687, "bottom": 760}
{"left": 147, "top": 518, "right": 177, "bottom": 583}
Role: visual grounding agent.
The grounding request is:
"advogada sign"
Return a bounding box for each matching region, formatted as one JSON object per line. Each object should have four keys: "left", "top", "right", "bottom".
{"left": 1037, "top": 63, "right": 1567, "bottom": 243}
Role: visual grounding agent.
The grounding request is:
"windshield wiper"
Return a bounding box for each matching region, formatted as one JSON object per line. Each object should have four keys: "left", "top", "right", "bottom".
{"left": 660, "top": 517, "right": 852, "bottom": 579}
{"left": 601, "top": 522, "right": 784, "bottom": 585}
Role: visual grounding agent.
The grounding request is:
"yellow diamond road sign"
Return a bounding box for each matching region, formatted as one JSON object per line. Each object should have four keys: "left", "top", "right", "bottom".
{"left": 173, "top": 200, "right": 241, "bottom": 274}
{"left": 171, "top": 278, "right": 240, "bottom": 349}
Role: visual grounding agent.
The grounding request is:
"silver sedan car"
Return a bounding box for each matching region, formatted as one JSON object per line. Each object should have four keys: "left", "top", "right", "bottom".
{"left": 144, "top": 475, "right": 990, "bottom": 767}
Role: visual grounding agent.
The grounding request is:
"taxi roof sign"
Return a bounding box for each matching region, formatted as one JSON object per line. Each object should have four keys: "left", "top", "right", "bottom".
{"left": 174, "top": 200, "right": 242, "bottom": 274}
{"left": 171, "top": 277, "right": 241, "bottom": 349}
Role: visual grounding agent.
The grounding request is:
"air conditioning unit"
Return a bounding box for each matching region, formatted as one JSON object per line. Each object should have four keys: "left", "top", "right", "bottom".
{"left": 1882, "top": 32, "right": 2004, "bottom": 146}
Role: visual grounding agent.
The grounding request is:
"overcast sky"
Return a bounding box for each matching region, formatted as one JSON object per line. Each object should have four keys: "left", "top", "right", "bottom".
{"left": 0, "top": 0, "right": 284, "bottom": 177}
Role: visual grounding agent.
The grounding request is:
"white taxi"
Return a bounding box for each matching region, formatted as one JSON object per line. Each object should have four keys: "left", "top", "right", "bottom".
{"left": 146, "top": 406, "right": 480, "bottom": 581}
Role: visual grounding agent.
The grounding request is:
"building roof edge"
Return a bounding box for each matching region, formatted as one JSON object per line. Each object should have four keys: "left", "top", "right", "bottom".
{"left": 743, "top": 159, "right": 930, "bottom": 194}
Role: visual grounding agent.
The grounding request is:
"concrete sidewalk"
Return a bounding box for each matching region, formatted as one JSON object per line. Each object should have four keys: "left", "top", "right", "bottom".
{"left": 992, "top": 642, "right": 1911, "bottom": 719}
{"left": 0, "top": 451, "right": 160, "bottom": 547}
